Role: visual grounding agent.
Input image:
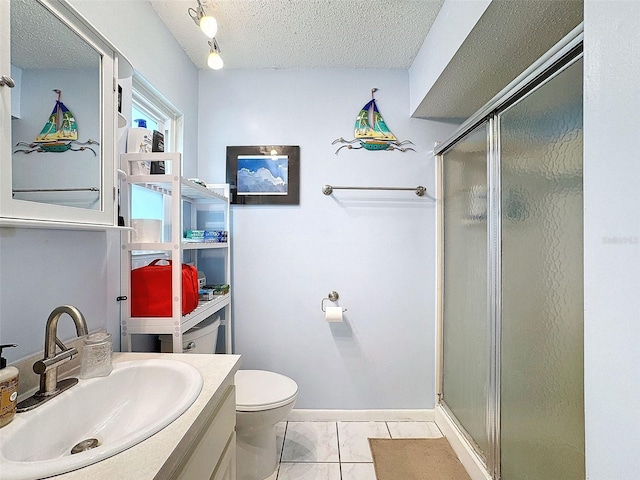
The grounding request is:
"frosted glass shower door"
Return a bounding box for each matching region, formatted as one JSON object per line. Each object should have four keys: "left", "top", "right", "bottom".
{"left": 499, "top": 57, "right": 584, "bottom": 479}
{"left": 441, "top": 124, "right": 490, "bottom": 460}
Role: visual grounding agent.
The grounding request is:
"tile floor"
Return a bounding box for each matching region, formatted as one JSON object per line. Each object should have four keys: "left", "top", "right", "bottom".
{"left": 266, "top": 421, "right": 444, "bottom": 480}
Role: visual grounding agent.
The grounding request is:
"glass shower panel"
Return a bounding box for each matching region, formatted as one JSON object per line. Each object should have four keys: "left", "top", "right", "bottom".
{"left": 499, "top": 58, "right": 584, "bottom": 479}
{"left": 441, "top": 124, "right": 490, "bottom": 459}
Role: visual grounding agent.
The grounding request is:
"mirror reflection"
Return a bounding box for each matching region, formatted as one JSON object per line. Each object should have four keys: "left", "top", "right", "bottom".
{"left": 10, "top": 0, "right": 102, "bottom": 210}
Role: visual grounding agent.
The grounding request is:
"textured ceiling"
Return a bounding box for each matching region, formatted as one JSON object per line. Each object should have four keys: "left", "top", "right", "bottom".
{"left": 11, "top": 0, "right": 98, "bottom": 69}
{"left": 150, "top": 0, "right": 444, "bottom": 70}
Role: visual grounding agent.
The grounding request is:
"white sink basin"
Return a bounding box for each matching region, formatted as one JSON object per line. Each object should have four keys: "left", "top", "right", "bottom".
{"left": 0, "top": 358, "right": 203, "bottom": 480}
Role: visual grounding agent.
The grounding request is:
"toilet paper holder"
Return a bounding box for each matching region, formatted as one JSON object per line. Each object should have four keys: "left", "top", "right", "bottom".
{"left": 321, "top": 291, "right": 347, "bottom": 312}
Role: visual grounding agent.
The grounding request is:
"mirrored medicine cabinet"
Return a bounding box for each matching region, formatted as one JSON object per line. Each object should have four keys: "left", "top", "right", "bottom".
{"left": 0, "top": 0, "right": 132, "bottom": 228}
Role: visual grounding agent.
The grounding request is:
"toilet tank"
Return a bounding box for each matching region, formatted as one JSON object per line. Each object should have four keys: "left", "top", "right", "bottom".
{"left": 159, "top": 316, "right": 220, "bottom": 354}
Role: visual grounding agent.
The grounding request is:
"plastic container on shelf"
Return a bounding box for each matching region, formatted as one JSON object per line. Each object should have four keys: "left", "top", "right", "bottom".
{"left": 159, "top": 316, "right": 220, "bottom": 354}
{"left": 131, "top": 219, "right": 162, "bottom": 242}
{"left": 128, "top": 158, "right": 150, "bottom": 175}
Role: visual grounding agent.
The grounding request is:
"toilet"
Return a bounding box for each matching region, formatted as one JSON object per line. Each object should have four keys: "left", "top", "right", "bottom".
{"left": 235, "top": 370, "right": 298, "bottom": 480}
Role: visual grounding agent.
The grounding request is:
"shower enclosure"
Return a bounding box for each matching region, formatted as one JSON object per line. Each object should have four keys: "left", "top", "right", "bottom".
{"left": 437, "top": 27, "right": 584, "bottom": 479}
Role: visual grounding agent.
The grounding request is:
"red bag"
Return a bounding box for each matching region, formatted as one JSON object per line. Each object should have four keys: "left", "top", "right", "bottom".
{"left": 131, "top": 259, "right": 199, "bottom": 317}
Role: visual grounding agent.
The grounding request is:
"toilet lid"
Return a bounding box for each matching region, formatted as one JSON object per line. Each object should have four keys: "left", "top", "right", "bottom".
{"left": 235, "top": 370, "right": 298, "bottom": 412}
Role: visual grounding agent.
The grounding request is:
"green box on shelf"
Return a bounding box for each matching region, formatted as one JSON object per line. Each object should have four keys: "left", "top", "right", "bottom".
{"left": 185, "top": 230, "right": 205, "bottom": 239}
{"left": 205, "top": 284, "right": 230, "bottom": 295}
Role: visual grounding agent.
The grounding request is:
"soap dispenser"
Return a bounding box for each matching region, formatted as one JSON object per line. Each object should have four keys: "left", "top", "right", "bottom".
{"left": 0, "top": 344, "right": 19, "bottom": 428}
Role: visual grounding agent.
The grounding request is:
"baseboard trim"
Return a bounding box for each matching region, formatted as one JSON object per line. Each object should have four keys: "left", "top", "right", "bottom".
{"left": 435, "top": 405, "right": 492, "bottom": 480}
{"left": 286, "top": 409, "right": 435, "bottom": 422}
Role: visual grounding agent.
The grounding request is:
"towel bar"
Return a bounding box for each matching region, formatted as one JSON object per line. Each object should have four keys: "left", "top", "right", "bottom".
{"left": 322, "top": 184, "right": 427, "bottom": 197}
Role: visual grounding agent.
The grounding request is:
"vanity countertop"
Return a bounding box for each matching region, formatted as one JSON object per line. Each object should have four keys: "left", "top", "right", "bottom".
{"left": 52, "top": 352, "right": 241, "bottom": 479}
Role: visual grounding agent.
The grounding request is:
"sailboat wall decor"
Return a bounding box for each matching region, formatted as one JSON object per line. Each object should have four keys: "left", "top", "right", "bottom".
{"left": 14, "top": 89, "right": 99, "bottom": 155}
{"left": 332, "top": 88, "right": 415, "bottom": 155}
{"left": 35, "top": 89, "right": 78, "bottom": 142}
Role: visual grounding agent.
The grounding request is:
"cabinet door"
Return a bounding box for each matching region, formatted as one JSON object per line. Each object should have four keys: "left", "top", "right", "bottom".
{"left": 0, "top": 1, "right": 12, "bottom": 199}
{"left": 174, "top": 386, "right": 236, "bottom": 480}
{"left": 1, "top": 0, "right": 118, "bottom": 227}
{"left": 212, "top": 432, "right": 236, "bottom": 480}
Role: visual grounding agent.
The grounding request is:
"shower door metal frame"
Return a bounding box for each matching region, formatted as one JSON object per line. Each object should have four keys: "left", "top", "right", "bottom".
{"left": 487, "top": 114, "right": 501, "bottom": 479}
{"left": 435, "top": 23, "right": 584, "bottom": 480}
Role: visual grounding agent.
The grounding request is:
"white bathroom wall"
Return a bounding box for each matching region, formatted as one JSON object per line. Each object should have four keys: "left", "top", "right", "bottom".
{"left": 68, "top": 0, "right": 200, "bottom": 176}
{"left": 0, "top": 229, "right": 113, "bottom": 359}
{"left": 583, "top": 1, "right": 640, "bottom": 478}
{"left": 197, "top": 68, "right": 454, "bottom": 409}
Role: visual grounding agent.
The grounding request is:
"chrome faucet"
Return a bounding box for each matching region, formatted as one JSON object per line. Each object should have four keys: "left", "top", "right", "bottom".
{"left": 16, "top": 305, "right": 89, "bottom": 412}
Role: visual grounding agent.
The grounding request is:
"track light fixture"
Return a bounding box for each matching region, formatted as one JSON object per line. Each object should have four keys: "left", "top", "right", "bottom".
{"left": 188, "top": 0, "right": 217, "bottom": 38}
{"left": 188, "top": 0, "right": 224, "bottom": 70}
{"left": 207, "top": 38, "right": 224, "bottom": 70}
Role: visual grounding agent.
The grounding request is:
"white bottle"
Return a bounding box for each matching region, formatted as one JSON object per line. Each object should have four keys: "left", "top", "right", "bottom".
{"left": 0, "top": 344, "right": 19, "bottom": 428}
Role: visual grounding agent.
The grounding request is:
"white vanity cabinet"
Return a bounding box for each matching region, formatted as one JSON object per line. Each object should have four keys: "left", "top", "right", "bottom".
{"left": 49, "top": 353, "right": 241, "bottom": 480}
{"left": 120, "top": 152, "right": 232, "bottom": 354}
{"left": 158, "top": 382, "right": 237, "bottom": 480}
{"left": 170, "top": 385, "right": 237, "bottom": 480}
{"left": 138, "top": 354, "right": 239, "bottom": 480}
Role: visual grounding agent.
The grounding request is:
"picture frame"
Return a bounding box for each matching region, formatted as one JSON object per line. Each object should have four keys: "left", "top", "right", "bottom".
{"left": 226, "top": 146, "right": 300, "bottom": 205}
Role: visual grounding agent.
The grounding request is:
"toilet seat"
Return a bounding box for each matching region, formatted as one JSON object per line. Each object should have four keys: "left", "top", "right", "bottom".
{"left": 235, "top": 370, "right": 298, "bottom": 412}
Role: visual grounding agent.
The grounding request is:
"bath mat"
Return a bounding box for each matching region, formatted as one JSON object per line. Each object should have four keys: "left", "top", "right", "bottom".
{"left": 368, "top": 437, "right": 472, "bottom": 480}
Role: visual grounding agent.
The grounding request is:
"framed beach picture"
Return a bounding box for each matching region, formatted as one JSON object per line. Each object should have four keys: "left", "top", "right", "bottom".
{"left": 226, "top": 146, "right": 300, "bottom": 205}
